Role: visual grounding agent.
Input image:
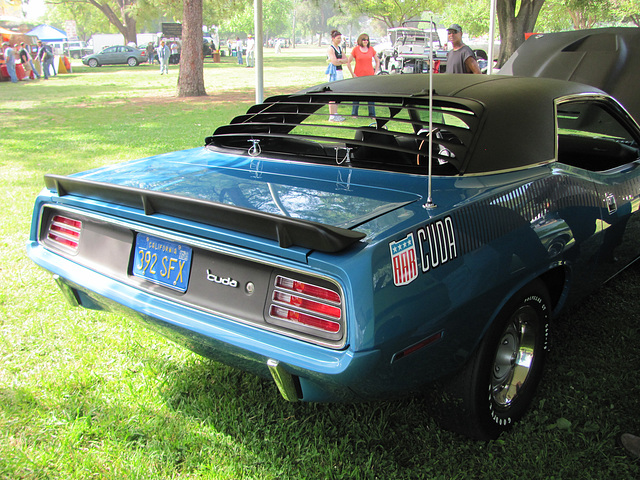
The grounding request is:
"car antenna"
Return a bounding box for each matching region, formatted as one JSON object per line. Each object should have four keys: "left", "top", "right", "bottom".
{"left": 424, "top": 15, "right": 437, "bottom": 210}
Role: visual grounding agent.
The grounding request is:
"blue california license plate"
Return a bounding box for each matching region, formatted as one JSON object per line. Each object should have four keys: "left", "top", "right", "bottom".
{"left": 133, "top": 234, "right": 193, "bottom": 292}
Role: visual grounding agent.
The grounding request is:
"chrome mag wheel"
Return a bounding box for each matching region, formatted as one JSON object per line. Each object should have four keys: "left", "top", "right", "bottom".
{"left": 491, "top": 305, "right": 539, "bottom": 408}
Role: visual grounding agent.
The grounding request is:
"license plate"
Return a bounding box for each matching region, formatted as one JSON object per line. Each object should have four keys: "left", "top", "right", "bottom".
{"left": 133, "top": 234, "right": 192, "bottom": 292}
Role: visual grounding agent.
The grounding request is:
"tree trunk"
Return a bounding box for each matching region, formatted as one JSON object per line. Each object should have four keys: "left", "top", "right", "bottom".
{"left": 88, "top": 0, "right": 137, "bottom": 44}
{"left": 292, "top": 8, "right": 296, "bottom": 49}
{"left": 568, "top": 10, "right": 597, "bottom": 29}
{"left": 122, "top": 15, "right": 137, "bottom": 45}
{"left": 496, "top": 0, "right": 546, "bottom": 67}
{"left": 178, "top": 0, "right": 207, "bottom": 97}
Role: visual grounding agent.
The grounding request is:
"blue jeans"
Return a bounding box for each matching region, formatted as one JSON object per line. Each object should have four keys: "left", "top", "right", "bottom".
{"left": 352, "top": 101, "right": 375, "bottom": 117}
{"left": 42, "top": 58, "right": 55, "bottom": 79}
{"left": 6, "top": 62, "right": 18, "bottom": 82}
{"left": 159, "top": 58, "right": 169, "bottom": 74}
{"left": 29, "top": 60, "right": 40, "bottom": 78}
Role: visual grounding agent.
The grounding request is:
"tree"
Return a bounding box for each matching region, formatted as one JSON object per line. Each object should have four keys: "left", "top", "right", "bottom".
{"left": 46, "top": 0, "right": 138, "bottom": 44}
{"left": 562, "top": 0, "right": 611, "bottom": 29}
{"left": 222, "top": 0, "right": 293, "bottom": 39}
{"left": 341, "top": 0, "right": 444, "bottom": 29}
{"left": 133, "top": 0, "right": 181, "bottom": 33}
{"left": 202, "top": 0, "right": 252, "bottom": 33}
{"left": 496, "top": 0, "right": 546, "bottom": 67}
{"left": 293, "top": 0, "right": 337, "bottom": 45}
{"left": 327, "top": 10, "right": 364, "bottom": 42}
{"left": 46, "top": 2, "right": 114, "bottom": 40}
{"left": 177, "top": 0, "right": 206, "bottom": 96}
{"left": 609, "top": 0, "right": 640, "bottom": 26}
{"left": 533, "top": 0, "right": 573, "bottom": 32}
{"left": 90, "top": 0, "right": 137, "bottom": 42}
{"left": 440, "top": 0, "right": 492, "bottom": 37}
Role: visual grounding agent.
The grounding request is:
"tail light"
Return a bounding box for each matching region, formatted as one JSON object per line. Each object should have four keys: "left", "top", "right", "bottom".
{"left": 46, "top": 215, "right": 82, "bottom": 253}
{"left": 268, "top": 275, "right": 343, "bottom": 338}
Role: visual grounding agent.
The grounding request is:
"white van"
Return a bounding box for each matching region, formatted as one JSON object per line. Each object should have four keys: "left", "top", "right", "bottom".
{"left": 47, "top": 41, "right": 92, "bottom": 58}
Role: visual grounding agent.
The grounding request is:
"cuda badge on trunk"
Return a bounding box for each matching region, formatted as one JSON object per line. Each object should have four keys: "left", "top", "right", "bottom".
{"left": 206, "top": 269, "right": 239, "bottom": 288}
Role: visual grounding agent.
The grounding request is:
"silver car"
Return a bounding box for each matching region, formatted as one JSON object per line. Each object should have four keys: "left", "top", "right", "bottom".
{"left": 82, "top": 45, "right": 144, "bottom": 67}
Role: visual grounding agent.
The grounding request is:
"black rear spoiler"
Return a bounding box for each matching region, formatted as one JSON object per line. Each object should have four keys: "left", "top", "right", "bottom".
{"left": 44, "top": 174, "right": 366, "bottom": 253}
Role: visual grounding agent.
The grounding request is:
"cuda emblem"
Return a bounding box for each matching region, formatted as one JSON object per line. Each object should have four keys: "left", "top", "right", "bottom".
{"left": 389, "top": 233, "right": 419, "bottom": 286}
{"left": 206, "top": 269, "right": 239, "bottom": 288}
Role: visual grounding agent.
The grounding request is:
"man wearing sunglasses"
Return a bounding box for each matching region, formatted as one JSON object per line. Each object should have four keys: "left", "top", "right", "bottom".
{"left": 445, "top": 24, "right": 481, "bottom": 74}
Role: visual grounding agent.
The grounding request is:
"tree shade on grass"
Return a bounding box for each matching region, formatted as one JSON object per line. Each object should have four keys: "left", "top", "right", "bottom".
{"left": 1, "top": 53, "right": 639, "bottom": 479}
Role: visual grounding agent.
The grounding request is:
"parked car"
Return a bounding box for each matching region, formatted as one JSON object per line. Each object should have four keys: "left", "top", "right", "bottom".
{"left": 136, "top": 45, "right": 150, "bottom": 61}
{"left": 28, "top": 30, "right": 640, "bottom": 440}
{"left": 379, "top": 21, "right": 448, "bottom": 74}
{"left": 81, "top": 45, "right": 144, "bottom": 67}
{"left": 67, "top": 41, "right": 93, "bottom": 59}
{"left": 45, "top": 40, "right": 92, "bottom": 58}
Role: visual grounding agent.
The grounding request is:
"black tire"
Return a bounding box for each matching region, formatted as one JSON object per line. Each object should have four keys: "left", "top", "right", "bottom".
{"left": 127, "top": 57, "right": 138, "bottom": 67}
{"left": 437, "top": 279, "right": 551, "bottom": 440}
{"left": 88, "top": 58, "right": 99, "bottom": 68}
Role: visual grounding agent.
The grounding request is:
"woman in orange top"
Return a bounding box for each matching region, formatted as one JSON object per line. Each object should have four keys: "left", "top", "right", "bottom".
{"left": 347, "top": 33, "right": 381, "bottom": 117}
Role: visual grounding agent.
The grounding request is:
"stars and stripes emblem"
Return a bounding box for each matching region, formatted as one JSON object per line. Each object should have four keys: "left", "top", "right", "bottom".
{"left": 389, "top": 233, "right": 419, "bottom": 286}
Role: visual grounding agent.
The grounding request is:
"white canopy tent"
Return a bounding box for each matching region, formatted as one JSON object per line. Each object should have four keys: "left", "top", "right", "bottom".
{"left": 27, "top": 24, "right": 68, "bottom": 42}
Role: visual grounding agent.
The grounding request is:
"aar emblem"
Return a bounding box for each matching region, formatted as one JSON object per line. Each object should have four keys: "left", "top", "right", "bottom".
{"left": 389, "top": 233, "right": 419, "bottom": 286}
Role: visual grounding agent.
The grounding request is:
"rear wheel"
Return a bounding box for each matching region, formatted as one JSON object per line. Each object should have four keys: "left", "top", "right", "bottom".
{"left": 438, "top": 280, "right": 551, "bottom": 439}
{"left": 127, "top": 57, "right": 138, "bottom": 67}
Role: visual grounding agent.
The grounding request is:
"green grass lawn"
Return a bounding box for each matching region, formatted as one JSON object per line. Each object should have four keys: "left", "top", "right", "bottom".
{"left": 1, "top": 48, "right": 639, "bottom": 479}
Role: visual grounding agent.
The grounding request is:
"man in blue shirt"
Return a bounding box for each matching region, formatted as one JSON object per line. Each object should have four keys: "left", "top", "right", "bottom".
{"left": 3, "top": 42, "right": 18, "bottom": 83}
{"left": 158, "top": 40, "right": 170, "bottom": 74}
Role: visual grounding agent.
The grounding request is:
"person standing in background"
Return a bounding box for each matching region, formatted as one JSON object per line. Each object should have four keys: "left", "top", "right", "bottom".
{"left": 158, "top": 40, "right": 170, "bottom": 74}
{"left": 347, "top": 33, "right": 380, "bottom": 117}
{"left": 445, "top": 24, "right": 481, "bottom": 74}
{"left": 326, "top": 30, "right": 348, "bottom": 122}
{"left": 2, "top": 42, "right": 18, "bottom": 82}
{"left": 246, "top": 34, "right": 255, "bottom": 68}
{"left": 146, "top": 42, "right": 155, "bottom": 64}
{"left": 236, "top": 37, "right": 243, "bottom": 65}
{"left": 170, "top": 42, "right": 179, "bottom": 64}
{"left": 19, "top": 43, "right": 39, "bottom": 79}
{"left": 37, "top": 41, "right": 55, "bottom": 79}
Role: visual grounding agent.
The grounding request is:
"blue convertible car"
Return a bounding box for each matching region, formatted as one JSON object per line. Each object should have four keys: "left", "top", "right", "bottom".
{"left": 28, "top": 29, "right": 640, "bottom": 439}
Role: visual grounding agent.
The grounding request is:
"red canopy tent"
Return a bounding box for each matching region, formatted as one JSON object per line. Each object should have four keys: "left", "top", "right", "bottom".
{"left": 0, "top": 27, "right": 38, "bottom": 47}
{"left": 1, "top": 27, "right": 40, "bottom": 81}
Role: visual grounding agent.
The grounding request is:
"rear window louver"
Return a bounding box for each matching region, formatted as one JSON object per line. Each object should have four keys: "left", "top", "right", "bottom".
{"left": 205, "top": 92, "right": 482, "bottom": 176}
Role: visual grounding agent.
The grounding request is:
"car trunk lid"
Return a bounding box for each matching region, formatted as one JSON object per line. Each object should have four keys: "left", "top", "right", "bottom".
{"left": 45, "top": 148, "right": 422, "bottom": 253}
